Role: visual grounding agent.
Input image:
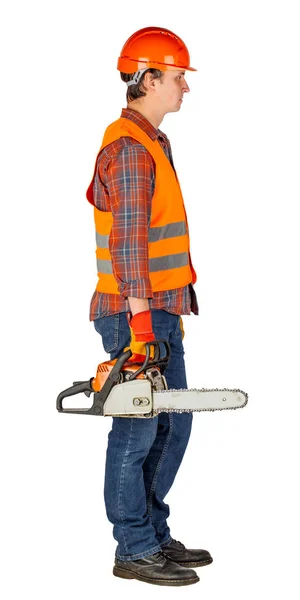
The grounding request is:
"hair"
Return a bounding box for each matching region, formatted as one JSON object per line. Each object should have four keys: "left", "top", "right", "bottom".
{"left": 120, "top": 69, "right": 163, "bottom": 102}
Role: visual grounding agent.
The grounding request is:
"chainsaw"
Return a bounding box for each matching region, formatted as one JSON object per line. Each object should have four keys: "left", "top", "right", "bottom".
{"left": 56, "top": 340, "right": 248, "bottom": 418}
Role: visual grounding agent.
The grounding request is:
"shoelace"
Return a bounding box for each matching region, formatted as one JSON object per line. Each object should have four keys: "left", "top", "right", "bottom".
{"left": 170, "top": 539, "right": 186, "bottom": 550}
{"left": 161, "top": 541, "right": 186, "bottom": 561}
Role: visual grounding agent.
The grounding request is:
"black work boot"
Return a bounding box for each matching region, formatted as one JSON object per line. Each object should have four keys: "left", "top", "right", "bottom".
{"left": 113, "top": 551, "right": 200, "bottom": 586}
{"left": 162, "top": 539, "right": 213, "bottom": 567}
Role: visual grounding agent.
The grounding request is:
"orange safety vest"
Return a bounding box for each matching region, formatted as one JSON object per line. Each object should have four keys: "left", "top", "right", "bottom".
{"left": 86, "top": 117, "right": 197, "bottom": 295}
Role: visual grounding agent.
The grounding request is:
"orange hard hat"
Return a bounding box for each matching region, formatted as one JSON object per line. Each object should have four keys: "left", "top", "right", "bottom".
{"left": 117, "top": 26, "right": 197, "bottom": 74}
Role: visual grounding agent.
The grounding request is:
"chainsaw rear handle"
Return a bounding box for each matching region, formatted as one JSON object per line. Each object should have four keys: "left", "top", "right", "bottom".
{"left": 56, "top": 379, "right": 94, "bottom": 410}
{"left": 56, "top": 340, "right": 170, "bottom": 415}
{"left": 56, "top": 348, "right": 131, "bottom": 414}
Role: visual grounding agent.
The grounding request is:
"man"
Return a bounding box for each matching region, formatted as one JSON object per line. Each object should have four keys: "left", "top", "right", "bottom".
{"left": 86, "top": 26, "right": 212, "bottom": 586}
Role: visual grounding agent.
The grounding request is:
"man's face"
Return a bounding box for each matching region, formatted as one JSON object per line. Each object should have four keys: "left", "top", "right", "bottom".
{"left": 154, "top": 69, "right": 190, "bottom": 113}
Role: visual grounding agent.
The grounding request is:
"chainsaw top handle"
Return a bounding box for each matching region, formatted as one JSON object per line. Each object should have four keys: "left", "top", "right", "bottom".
{"left": 127, "top": 339, "right": 171, "bottom": 379}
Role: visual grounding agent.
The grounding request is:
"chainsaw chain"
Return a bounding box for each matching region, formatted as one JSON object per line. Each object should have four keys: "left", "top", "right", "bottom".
{"left": 152, "top": 388, "right": 248, "bottom": 415}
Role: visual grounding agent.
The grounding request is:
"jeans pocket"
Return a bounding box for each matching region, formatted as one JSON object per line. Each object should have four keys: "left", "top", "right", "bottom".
{"left": 94, "top": 314, "right": 119, "bottom": 353}
{"left": 173, "top": 315, "right": 182, "bottom": 339}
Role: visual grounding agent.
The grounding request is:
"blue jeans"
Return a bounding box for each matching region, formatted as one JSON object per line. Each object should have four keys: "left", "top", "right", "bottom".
{"left": 93, "top": 310, "right": 193, "bottom": 561}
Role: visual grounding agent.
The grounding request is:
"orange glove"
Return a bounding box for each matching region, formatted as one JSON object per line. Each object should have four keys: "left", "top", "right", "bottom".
{"left": 125, "top": 310, "right": 156, "bottom": 363}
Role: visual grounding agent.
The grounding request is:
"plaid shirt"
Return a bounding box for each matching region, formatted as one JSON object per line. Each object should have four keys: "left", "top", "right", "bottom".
{"left": 89, "top": 108, "right": 198, "bottom": 319}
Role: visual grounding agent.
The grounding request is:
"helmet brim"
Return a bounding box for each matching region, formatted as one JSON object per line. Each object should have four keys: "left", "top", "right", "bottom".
{"left": 117, "top": 56, "right": 197, "bottom": 73}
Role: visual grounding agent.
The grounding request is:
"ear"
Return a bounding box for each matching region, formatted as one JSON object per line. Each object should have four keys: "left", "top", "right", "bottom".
{"left": 143, "top": 72, "right": 159, "bottom": 93}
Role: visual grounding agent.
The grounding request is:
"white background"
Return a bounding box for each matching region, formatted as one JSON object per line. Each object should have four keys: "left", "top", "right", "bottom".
{"left": 1, "top": 0, "right": 300, "bottom": 598}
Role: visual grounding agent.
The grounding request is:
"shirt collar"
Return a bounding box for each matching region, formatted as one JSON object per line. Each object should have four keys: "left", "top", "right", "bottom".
{"left": 121, "top": 108, "right": 168, "bottom": 144}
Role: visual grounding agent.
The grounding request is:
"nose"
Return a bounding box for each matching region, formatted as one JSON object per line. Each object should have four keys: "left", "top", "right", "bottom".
{"left": 182, "top": 78, "right": 190, "bottom": 93}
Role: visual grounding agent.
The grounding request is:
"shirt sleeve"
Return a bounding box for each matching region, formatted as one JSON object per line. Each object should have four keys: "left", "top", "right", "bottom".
{"left": 105, "top": 142, "right": 155, "bottom": 299}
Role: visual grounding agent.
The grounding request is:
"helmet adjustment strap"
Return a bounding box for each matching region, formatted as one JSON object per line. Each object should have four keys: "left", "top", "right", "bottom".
{"left": 126, "top": 68, "right": 148, "bottom": 86}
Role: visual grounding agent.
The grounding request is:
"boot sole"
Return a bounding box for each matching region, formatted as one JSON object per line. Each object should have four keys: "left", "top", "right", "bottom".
{"left": 113, "top": 566, "right": 199, "bottom": 586}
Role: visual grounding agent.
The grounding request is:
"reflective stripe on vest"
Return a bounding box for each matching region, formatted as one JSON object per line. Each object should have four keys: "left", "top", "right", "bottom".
{"left": 97, "top": 251, "right": 189, "bottom": 275}
{"left": 96, "top": 220, "right": 187, "bottom": 248}
{"left": 148, "top": 221, "right": 186, "bottom": 242}
{"left": 96, "top": 232, "right": 109, "bottom": 249}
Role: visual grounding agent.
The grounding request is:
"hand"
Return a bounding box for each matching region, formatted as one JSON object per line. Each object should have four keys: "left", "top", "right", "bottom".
{"left": 125, "top": 310, "right": 156, "bottom": 363}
